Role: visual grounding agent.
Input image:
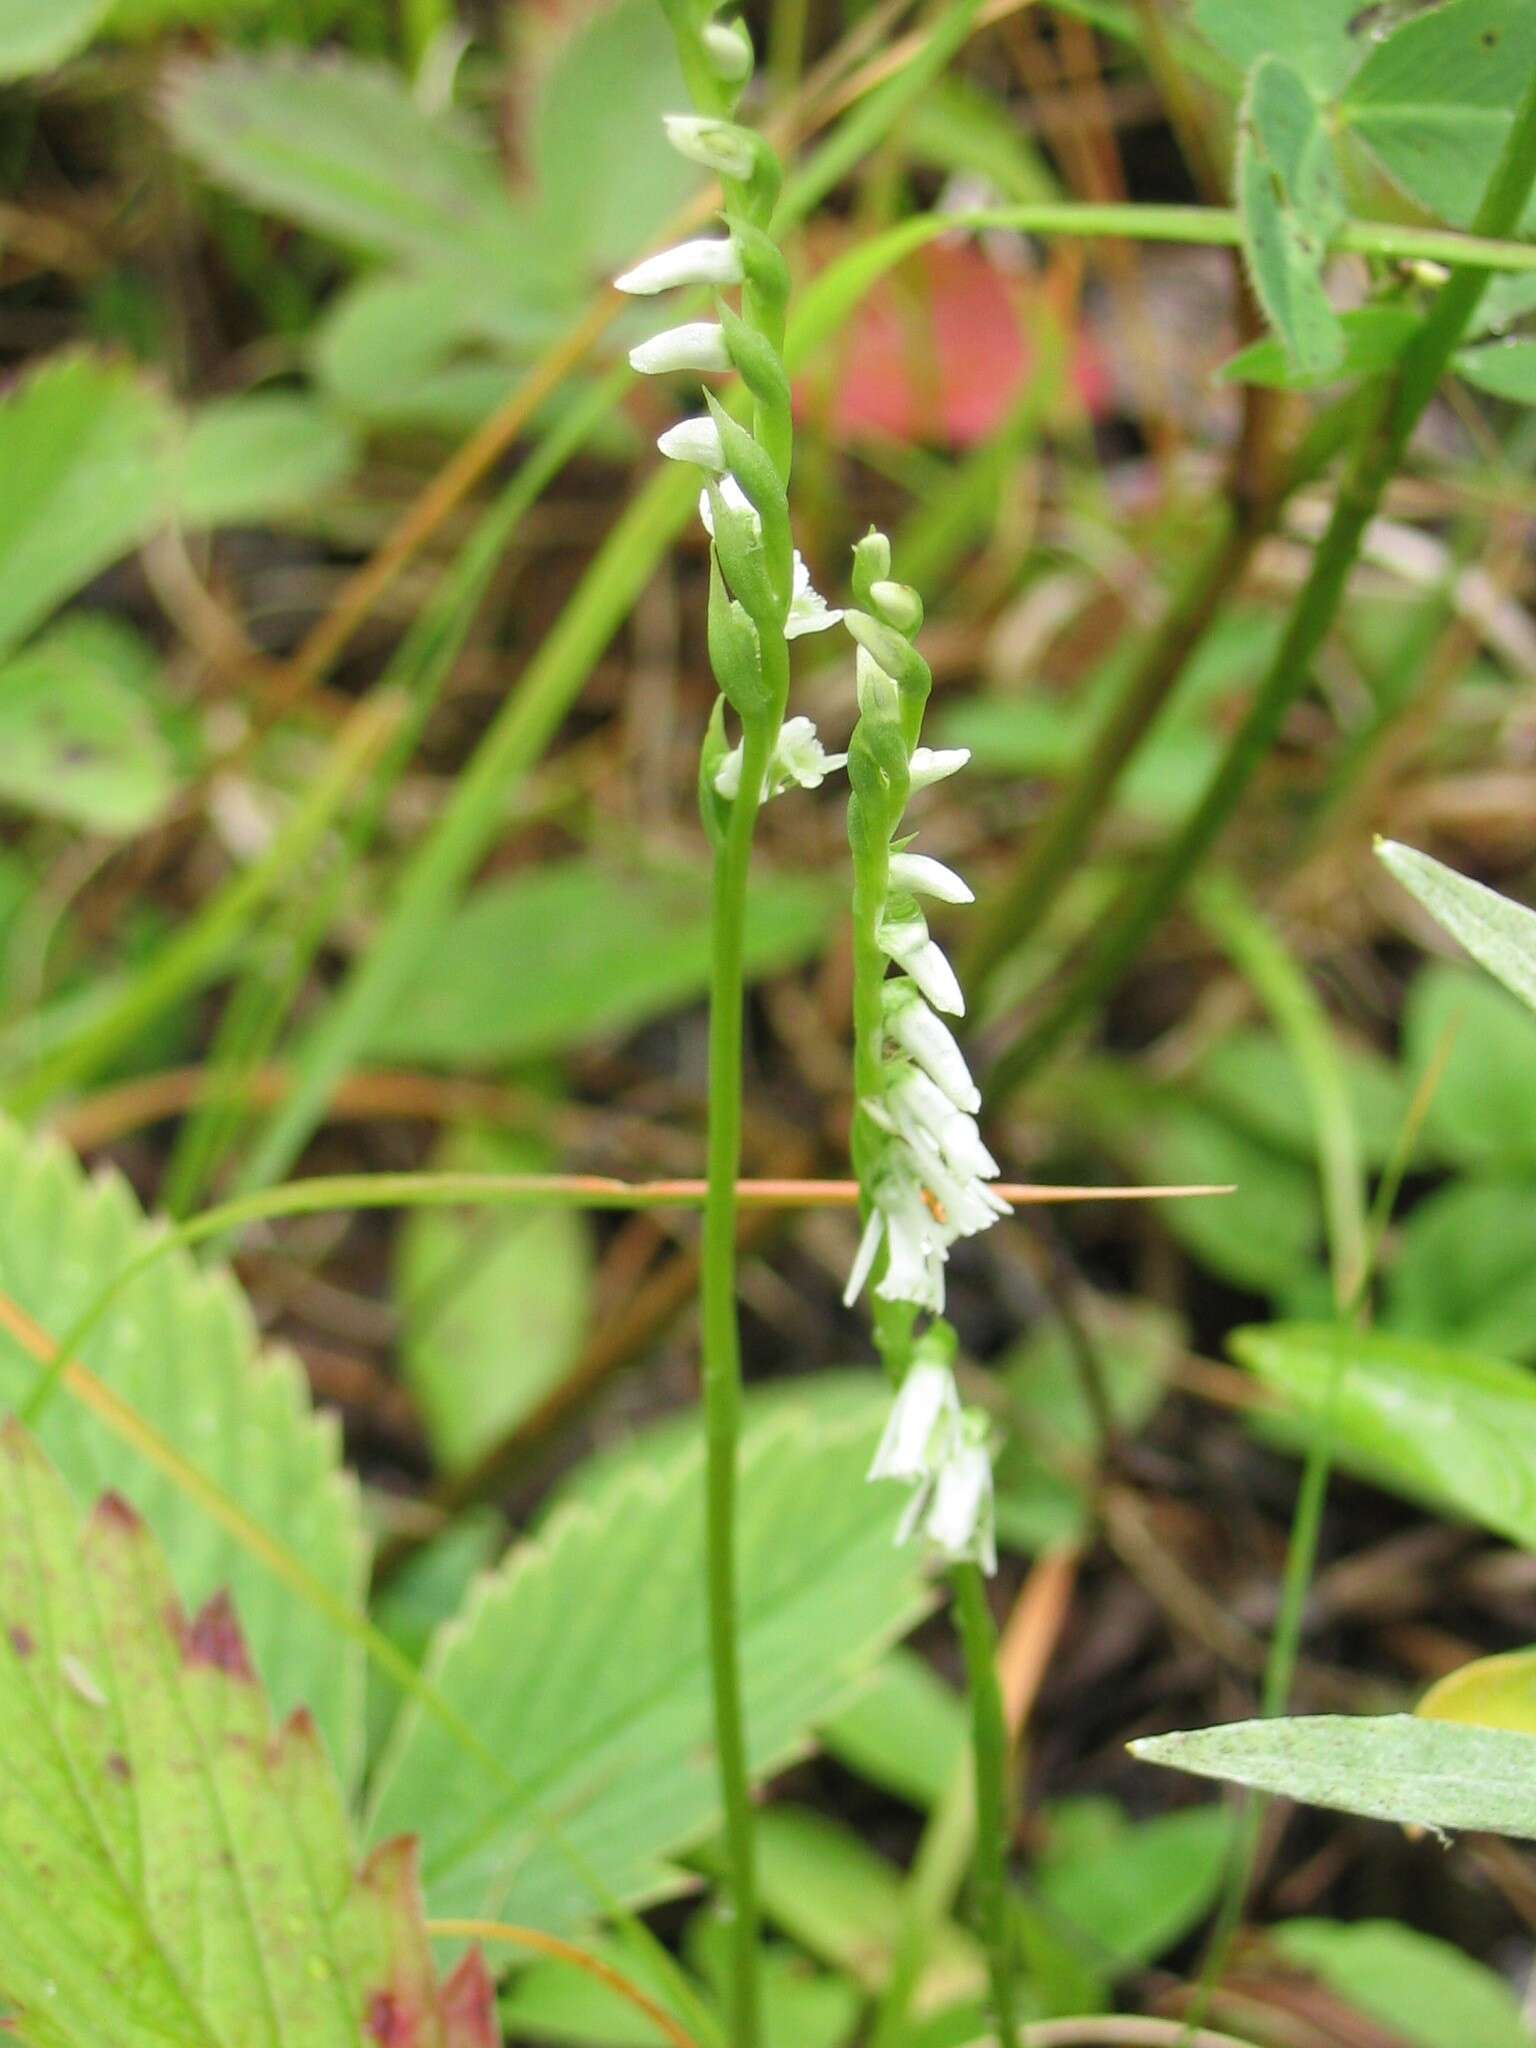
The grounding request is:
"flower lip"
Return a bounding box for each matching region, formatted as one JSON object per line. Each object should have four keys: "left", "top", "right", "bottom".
{"left": 629, "top": 322, "right": 733, "bottom": 376}
{"left": 657, "top": 416, "right": 728, "bottom": 469}
{"left": 907, "top": 746, "right": 970, "bottom": 792}
{"left": 878, "top": 909, "right": 965, "bottom": 1017}
{"left": 614, "top": 237, "right": 745, "bottom": 296}
{"left": 888, "top": 850, "right": 974, "bottom": 905}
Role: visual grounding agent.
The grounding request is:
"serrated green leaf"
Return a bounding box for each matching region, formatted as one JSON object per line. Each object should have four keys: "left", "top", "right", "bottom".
{"left": 1342, "top": 0, "right": 1536, "bottom": 231}
{"left": 367, "top": 859, "right": 837, "bottom": 1068}
{"left": 366, "top": 1408, "right": 931, "bottom": 1930}
{"left": 1232, "top": 1320, "right": 1536, "bottom": 1549}
{"left": 0, "top": 617, "right": 177, "bottom": 833}
{"left": 174, "top": 393, "right": 359, "bottom": 526}
{"left": 1220, "top": 303, "right": 1418, "bottom": 389}
{"left": 1456, "top": 336, "right": 1536, "bottom": 402}
{"left": 1193, "top": 0, "right": 1364, "bottom": 96}
{"left": 0, "top": 1422, "right": 497, "bottom": 2048}
{"left": 1132, "top": 1712, "right": 1536, "bottom": 1839}
{"left": 0, "top": 353, "right": 175, "bottom": 660}
{"left": 0, "top": 0, "right": 110, "bottom": 77}
{"left": 395, "top": 1127, "right": 592, "bottom": 1472}
{"left": 163, "top": 53, "right": 577, "bottom": 346}
{"left": 531, "top": 0, "right": 696, "bottom": 273}
{"left": 1237, "top": 57, "right": 1346, "bottom": 380}
{"left": 1379, "top": 840, "right": 1536, "bottom": 1018}
{"left": 0, "top": 1117, "right": 367, "bottom": 1782}
{"left": 1272, "top": 1918, "right": 1535, "bottom": 2048}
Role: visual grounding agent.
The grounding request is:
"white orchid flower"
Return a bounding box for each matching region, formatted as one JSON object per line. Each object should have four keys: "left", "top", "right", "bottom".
{"left": 615, "top": 237, "right": 745, "bottom": 296}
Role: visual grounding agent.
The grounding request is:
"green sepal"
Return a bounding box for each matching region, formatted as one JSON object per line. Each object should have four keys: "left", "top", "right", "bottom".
{"left": 732, "top": 220, "right": 790, "bottom": 350}
{"left": 728, "top": 128, "right": 782, "bottom": 230}
{"left": 705, "top": 479, "right": 779, "bottom": 655}
{"left": 706, "top": 535, "right": 771, "bottom": 720}
{"left": 698, "top": 694, "right": 733, "bottom": 849}
{"left": 846, "top": 608, "right": 932, "bottom": 748}
{"left": 847, "top": 719, "right": 909, "bottom": 841}
{"left": 704, "top": 393, "right": 792, "bottom": 620}
{"left": 719, "top": 302, "right": 792, "bottom": 485}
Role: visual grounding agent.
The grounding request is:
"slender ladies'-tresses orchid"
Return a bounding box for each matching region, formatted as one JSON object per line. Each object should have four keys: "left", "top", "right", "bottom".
{"left": 839, "top": 528, "right": 1009, "bottom": 1575}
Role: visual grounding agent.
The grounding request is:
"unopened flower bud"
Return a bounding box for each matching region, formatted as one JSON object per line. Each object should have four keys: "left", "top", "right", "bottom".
{"left": 663, "top": 113, "right": 757, "bottom": 182}
{"left": 870, "top": 580, "right": 923, "bottom": 634}
{"left": 703, "top": 18, "right": 754, "bottom": 82}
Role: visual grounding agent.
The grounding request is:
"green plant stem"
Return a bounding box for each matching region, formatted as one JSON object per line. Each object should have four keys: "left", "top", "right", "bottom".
{"left": 987, "top": 71, "right": 1536, "bottom": 1103}
{"left": 700, "top": 688, "right": 786, "bottom": 2048}
{"left": 951, "top": 1563, "right": 1021, "bottom": 2048}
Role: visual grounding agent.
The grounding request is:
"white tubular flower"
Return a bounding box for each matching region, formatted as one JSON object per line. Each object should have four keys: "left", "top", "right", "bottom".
{"left": 844, "top": 1155, "right": 947, "bottom": 1312}
{"left": 878, "top": 905, "right": 965, "bottom": 1017}
{"left": 714, "top": 715, "right": 847, "bottom": 802}
{"left": 615, "top": 237, "right": 744, "bottom": 295}
{"left": 770, "top": 715, "right": 846, "bottom": 792}
{"left": 889, "top": 850, "right": 974, "bottom": 905}
{"left": 629, "top": 322, "right": 732, "bottom": 375}
{"left": 887, "top": 1067, "right": 1000, "bottom": 1185}
{"left": 657, "top": 416, "right": 727, "bottom": 469}
{"left": 882, "top": 981, "right": 979, "bottom": 1114}
{"left": 663, "top": 113, "right": 757, "bottom": 181}
{"left": 699, "top": 483, "right": 843, "bottom": 638}
{"left": 921, "top": 1413, "right": 997, "bottom": 1573}
{"left": 867, "top": 1358, "right": 960, "bottom": 1483}
{"left": 907, "top": 746, "right": 970, "bottom": 792}
{"left": 786, "top": 553, "right": 844, "bottom": 638}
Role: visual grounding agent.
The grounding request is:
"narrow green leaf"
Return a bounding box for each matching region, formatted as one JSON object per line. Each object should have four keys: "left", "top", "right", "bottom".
{"left": 0, "top": 1116, "right": 368, "bottom": 1782}
{"left": 394, "top": 1127, "right": 592, "bottom": 1472}
{"left": 1378, "top": 838, "right": 1536, "bottom": 1017}
{"left": 1132, "top": 1712, "right": 1536, "bottom": 1839}
{"left": 1233, "top": 1320, "right": 1536, "bottom": 1550}
{"left": 0, "top": 1422, "right": 496, "bottom": 2048}
{"left": 0, "top": 618, "right": 176, "bottom": 833}
{"left": 1343, "top": 0, "right": 1536, "bottom": 232}
{"left": 1237, "top": 57, "right": 1346, "bottom": 380}
{"left": 366, "top": 1407, "right": 932, "bottom": 1930}
{"left": 1271, "top": 1918, "right": 1536, "bottom": 2048}
{"left": 367, "top": 859, "right": 836, "bottom": 1068}
{"left": 0, "top": 353, "right": 174, "bottom": 659}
